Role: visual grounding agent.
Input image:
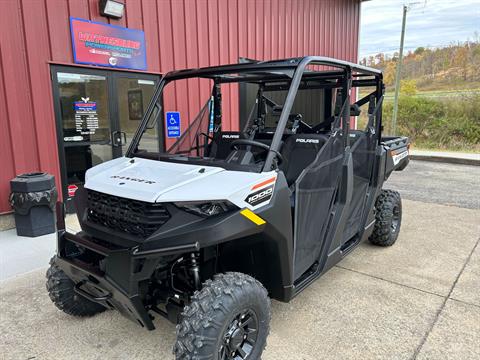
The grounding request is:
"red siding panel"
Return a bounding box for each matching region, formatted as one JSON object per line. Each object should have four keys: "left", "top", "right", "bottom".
{"left": 0, "top": 1, "right": 39, "bottom": 174}
{"left": 124, "top": 0, "right": 143, "bottom": 30}
{"left": 22, "top": 0, "right": 62, "bottom": 191}
{"left": 68, "top": 0, "right": 90, "bottom": 19}
{"left": 46, "top": 0, "right": 73, "bottom": 63}
{"left": 142, "top": 0, "right": 160, "bottom": 72}
{"left": 0, "top": 50, "right": 16, "bottom": 212}
{"left": 0, "top": 0, "right": 361, "bottom": 213}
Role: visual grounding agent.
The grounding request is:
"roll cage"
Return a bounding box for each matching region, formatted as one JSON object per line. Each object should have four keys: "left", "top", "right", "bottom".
{"left": 127, "top": 56, "right": 384, "bottom": 171}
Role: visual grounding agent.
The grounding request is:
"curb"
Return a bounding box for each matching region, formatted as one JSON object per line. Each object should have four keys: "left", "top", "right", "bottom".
{"left": 410, "top": 154, "right": 480, "bottom": 166}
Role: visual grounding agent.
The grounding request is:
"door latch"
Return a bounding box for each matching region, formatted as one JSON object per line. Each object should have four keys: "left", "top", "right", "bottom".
{"left": 112, "top": 131, "right": 127, "bottom": 146}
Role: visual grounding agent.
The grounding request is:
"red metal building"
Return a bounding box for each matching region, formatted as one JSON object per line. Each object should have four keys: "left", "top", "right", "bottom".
{"left": 0, "top": 0, "right": 362, "bottom": 221}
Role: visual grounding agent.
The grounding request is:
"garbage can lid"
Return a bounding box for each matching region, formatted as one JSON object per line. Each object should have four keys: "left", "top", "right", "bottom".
{"left": 10, "top": 172, "right": 56, "bottom": 192}
{"left": 17, "top": 172, "right": 47, "bottom": 178}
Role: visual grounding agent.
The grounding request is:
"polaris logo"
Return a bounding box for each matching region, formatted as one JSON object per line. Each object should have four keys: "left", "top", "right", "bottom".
{"left": 110, "top": 175, "right": 156, "bottom": 184}
{"left": 392, "top": 149, "right": 408, "bottom": 166}
{"left": 222, "top": 134, "right": 240, "bottom": 139}
{"left": 245, "top": 185, "right": 274, "bottom": 207}
{"left": 296, "top": 138, "right": 320, "bottom": 144}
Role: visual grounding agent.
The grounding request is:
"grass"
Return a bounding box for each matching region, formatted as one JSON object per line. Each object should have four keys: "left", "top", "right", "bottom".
{"left": 383, "top": 89, "right": 480, "bottom": 99}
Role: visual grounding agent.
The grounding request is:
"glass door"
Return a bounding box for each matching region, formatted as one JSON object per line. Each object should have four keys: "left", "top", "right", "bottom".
{"left": 51, "top": 65, "right": 160, "bottom": 211}
{"left": 55, "top": 71, "right": 112, "bottom": 211}
{"left": 113, "top": 76, "right": 158, "bottom": 155}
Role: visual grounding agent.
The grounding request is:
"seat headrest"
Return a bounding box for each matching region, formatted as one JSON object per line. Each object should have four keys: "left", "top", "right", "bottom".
{"left": 210, "top": 131, "right": 246, "bottom": 160}
{"left": 280, "top": 134, "right": 329, "bottom": 186}
{"left": 215, "top": 131, "right": 245, "bottom": 140}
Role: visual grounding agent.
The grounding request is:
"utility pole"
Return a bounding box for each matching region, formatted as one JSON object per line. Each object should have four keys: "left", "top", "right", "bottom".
{"left": 391, "top": 1, "right": 425, "bottom": 135}
{"left": 391, "top": 4, "right": 408, "bottom": 135}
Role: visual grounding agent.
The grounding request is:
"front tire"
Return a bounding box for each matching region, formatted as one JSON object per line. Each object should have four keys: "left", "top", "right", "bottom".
{"left": 46, "top": 256, "right": 107, "bottom": 317}
{"left": 369, "top": 190, "right": 402, "bottom": 247}
{"left": 174, "top": 272, "right": 271, "bottom": 360}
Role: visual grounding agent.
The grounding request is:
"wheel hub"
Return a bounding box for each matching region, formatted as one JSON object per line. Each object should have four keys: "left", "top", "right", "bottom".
{"left": 226, "top": 325, "right": 245, "bottom": 351}
{"left": 219, "top": 309, "right": 258, "bottom": 359}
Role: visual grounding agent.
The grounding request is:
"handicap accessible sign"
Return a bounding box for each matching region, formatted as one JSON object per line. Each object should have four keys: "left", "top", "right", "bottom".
{"left": 166, "top": 112, "right": 181, "bottom": 138}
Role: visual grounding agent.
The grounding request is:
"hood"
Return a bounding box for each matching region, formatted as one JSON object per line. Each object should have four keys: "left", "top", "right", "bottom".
{"left": 85, "top": 157, "right": 224, "bottom": 202}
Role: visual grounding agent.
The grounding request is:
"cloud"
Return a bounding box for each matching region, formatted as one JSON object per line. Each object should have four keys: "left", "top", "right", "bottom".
{"left": 360, "top": 0, "right": 480, "bottom": 58}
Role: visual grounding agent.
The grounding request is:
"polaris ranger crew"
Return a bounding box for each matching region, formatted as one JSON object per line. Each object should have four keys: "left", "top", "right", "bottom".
{"left": 47, "top": 56, "right": 409, "bottom": 359}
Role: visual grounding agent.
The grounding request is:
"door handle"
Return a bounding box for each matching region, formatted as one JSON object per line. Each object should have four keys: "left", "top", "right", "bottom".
{"left": 112, "top": 131, "right": 127, "bottom": 146}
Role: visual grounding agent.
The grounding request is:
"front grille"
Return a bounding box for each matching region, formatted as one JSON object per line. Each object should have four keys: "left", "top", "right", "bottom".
{"left": 86, "top": 190, "right": 171, "bottom": 238}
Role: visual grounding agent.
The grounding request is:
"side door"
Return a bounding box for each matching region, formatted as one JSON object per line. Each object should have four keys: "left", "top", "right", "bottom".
{"left": 343, "top": 95, "right": 378, "bottom": 242}
{"left": 292, "top": 92, "right": 348, "bottom": 280}
{"left": 52, "top": 67, "right": 114, "bottom": 211}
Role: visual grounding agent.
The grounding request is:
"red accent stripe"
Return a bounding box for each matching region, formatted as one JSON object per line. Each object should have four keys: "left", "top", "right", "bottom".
{"left": 251, "top": 177, "right": 277, "bottom": 190}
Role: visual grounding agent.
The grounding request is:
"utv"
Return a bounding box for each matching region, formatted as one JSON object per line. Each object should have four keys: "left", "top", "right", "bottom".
{"left": 47, "top": 56, "right": 409, "bottom": 359}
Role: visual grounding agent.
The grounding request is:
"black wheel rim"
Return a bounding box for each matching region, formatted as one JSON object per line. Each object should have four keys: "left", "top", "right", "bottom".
{"left": 391, "top": 205, "right": 400, "bottom": 233}
{"left": 218, "top": 308, "right": 259, "bottom": 360}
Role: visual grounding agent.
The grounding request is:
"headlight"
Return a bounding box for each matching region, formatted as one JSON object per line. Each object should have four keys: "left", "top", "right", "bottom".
{"left": 174, "top": 201, "right": 238, "bottom": 217}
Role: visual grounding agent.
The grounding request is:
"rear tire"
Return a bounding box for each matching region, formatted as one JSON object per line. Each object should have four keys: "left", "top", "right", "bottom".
{"left": 46, "top": 256, "right": 107, "bottom": 317}
{"left": 369, "top": 190, "right": 402, "bottom": 247}
{"left": 174, "top": 272, "right": 271, "bottom": 360}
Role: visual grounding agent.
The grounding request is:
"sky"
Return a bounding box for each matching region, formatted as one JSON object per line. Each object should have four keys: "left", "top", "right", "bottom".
{"left": 359, "top": 0, "right": 480, "bottom": 59}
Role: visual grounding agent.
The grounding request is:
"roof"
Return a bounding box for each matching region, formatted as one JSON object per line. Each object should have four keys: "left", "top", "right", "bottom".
{"left": 163, "top": 56, "right": 382, "bottom": 82}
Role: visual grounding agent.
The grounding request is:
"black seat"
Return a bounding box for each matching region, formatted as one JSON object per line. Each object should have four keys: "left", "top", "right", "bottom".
{"left": 280, "top": 134, "right": 329, "bottom": 186}
{"left": 209, "top": 131, "right": 246, "bottom": 159}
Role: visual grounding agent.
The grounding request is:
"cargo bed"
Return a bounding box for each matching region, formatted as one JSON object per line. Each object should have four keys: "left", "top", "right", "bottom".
{"left": 382, "top": 136, "right": 410, "bottom": 176}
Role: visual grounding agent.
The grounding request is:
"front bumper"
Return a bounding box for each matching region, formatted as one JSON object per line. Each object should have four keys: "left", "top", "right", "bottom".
{"left": 55, "top": 230, "right": 177, "bottom": 330}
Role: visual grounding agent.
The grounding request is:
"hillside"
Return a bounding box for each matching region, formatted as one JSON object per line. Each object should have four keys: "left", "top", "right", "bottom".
{"left": 360, "top": 40, "right": 480, "bottom": 92}
{"left": 358, "top": 41, "right": 480, "bottom": 152}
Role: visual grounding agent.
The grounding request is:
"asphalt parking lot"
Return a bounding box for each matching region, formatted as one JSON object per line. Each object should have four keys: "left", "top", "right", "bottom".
{"left": 1, "top": 160, "right": 479, "bottom": 359}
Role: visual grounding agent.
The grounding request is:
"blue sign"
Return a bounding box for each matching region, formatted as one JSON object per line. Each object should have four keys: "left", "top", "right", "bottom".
{"left": 166, "top": 112, "right": 181, "bottom": 138}
{"left": 70, "top": 17, "right": 147, "bottom": 70}
{"left": 74, "top": 100, "right": 97, "bottom": 112}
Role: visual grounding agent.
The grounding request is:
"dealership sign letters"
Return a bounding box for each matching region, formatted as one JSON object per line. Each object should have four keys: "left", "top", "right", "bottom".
{"left": 70, "top": 17, "right": 147, "bottom": 70}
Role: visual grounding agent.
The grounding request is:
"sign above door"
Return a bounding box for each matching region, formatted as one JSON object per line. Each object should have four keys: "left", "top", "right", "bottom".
{"left": 70, "top": 17, "right": 147, "bottom": 70}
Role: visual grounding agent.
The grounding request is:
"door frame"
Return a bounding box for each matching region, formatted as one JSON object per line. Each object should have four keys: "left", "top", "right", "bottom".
{"left": 50, "top": 64, "right": 160, "bottom": 204}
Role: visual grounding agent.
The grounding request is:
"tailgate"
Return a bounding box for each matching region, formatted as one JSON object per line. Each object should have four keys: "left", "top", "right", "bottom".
{"left": 382, "top": 136, "right": 410, "bottom": 177}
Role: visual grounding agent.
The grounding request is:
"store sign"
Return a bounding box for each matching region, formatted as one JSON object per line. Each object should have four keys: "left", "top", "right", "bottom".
{"left": 70, "top": 17, "right": 147, "bottom": 70}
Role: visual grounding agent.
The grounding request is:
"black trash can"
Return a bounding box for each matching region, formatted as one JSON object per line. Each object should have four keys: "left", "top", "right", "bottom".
{"left": 9, "top": 172, "right": 58, "bottom": 237}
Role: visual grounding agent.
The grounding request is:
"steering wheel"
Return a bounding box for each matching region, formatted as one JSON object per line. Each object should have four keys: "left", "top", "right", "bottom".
{"left": 230, "top": 139, "right": 284, "bottom": 165}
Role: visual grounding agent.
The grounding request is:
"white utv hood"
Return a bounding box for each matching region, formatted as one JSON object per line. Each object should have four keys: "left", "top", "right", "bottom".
{"left": 85, "top": 157, "right": 278, "bottom": 209}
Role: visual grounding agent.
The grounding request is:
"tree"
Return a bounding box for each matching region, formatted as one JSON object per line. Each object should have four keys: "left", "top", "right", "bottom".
{"left": 400, "top": 79, "right": 417, "bottom": 96}
{"left": 454, "top": 46, "right": 469, "bottom": 80}
{"left": 375, "top": 53, "right": 385, "bottom": 66}
{"left": 414, "top": 47, "right": 425, "bottom": 56}
{"left": 384, "top": 61, "right": 396, "bottom": 86}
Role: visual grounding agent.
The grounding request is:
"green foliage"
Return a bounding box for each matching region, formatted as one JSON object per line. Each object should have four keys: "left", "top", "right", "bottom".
{"left": 382, "top": 94, "right": 480, "bottom": 151}
{"left": 400, "top": 79, "right": 417, "bottom": 96}
{"left": 414, "top": 47, "right": 425, "bottom": 56}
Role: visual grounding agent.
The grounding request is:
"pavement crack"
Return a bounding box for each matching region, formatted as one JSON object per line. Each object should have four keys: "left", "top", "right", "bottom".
{"left": 410, "top": 236, "right": 480, "bottom": 360}
{"left": 447, "top": 297, "right": 480, "bottom": 310}
{"left": 334, "top": 265, "right": 445, "bottom": 299}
